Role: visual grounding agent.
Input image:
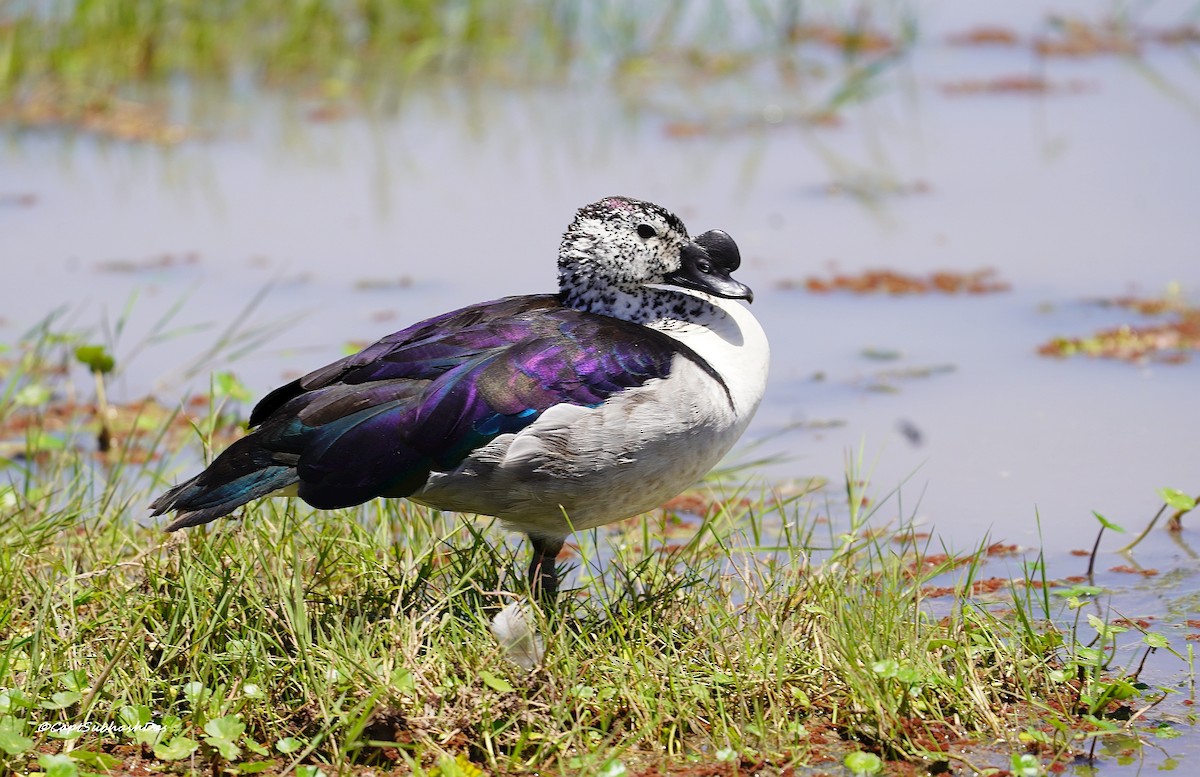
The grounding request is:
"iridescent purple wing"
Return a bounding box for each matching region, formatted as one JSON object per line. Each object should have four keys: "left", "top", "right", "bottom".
{"left": 245, "top": 295, "right": 683, "bottom": 509}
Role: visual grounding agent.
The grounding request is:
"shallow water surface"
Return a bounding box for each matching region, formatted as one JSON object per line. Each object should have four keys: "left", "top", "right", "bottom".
{"left": 5, "top": 8, "right": 1197, "bottom": 550}
{"left": 3, "top": 2, "right": 1199, "bottom": 769}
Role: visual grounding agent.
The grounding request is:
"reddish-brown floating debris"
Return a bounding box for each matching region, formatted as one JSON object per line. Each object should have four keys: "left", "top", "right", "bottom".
{"left": 891, "top": 531, "right": 932, "bottom": 543}
{"left": 974, "top": 578, "right": 1008, "bottom": 594}
{"left": 1108, "top": 565, "right": 1159, "bottom": 577}
{"left": 1034, "top": 18, "right": 1200, "bottom": 55}
{"left": 663, "top": 121, "right": 709, "bottom": 139}
{"left": 1038, "top": 292, "right": 1200, "bottom": 364}
{"left": 949, "top": 19, "right": 1196, "bottom": 55}
{"left": 1113, "top": 617, "right": 1153, "bottom": 628}
{"left": 1034, "top": 18, "right": 1141, "bottom": 57}
{"left": 1098, "top": 295, "right": 1184, "bottom": 316}
{"left": 660, "top": 492, "right": 752, "bottom": 518}
{"left": 0, "top": 193, "right": 38, "bottom": 207}
{"left": 0, "top": 395, "right": 244, "bottom": 463}
{"left": 785, "top": 268, "right": 1011, "bottom": 296}
{"left": 1152, "top": 24, "right": 1200, "bottom": 45}
{"left": 0, "top": 85, "right": 191, "bottom": 144}
{"left": 787, "top": 23, "right": 897, "bottom": 53}
{"left": 941, "top": 75, "right": 1091, "bottom": 95}
{"left": 95, "top": 252, "right": 201, "bottom": 273}
{"left": 308, "top": 103, "right": 349, "bottom": 123}
{"left": 946, "top": 26, "right": 1021, "bottom": 46}
{"left": 662, "top": 110, "right": 843, "bottom": 139}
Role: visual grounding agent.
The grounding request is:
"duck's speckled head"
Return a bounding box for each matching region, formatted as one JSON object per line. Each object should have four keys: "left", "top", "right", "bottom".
{"left": 558, "top": 196, "right": 751, "bottom": 319}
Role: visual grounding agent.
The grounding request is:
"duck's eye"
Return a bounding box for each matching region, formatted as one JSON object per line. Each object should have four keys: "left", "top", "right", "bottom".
{"left": 636, "top": 223, "right": 657, "bottom": 240}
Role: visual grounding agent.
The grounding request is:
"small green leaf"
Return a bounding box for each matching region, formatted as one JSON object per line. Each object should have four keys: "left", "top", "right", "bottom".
{"left": 0, "top": 715, "right": 33, "bottom": 755}
{"left": 430, "top": 754, "right": 483, "bottom": 777}
{"left": 870, "top": 659, "right": 899, "bottom": 678}
{"left": 844, "top": 751, "right": 883, "bottom": 775}
{"left": 0, "top": 690, "right": 31, "bottom": 713}
{"left": 390, "top": 667, "right": 415, "bottom": 692}
{"left": 1055, "top": 584, "right": 1104, "bottom": 598}
{"left": 1018, "top": 728, "right": 1050, "bottom": 744}
{"left": 1154, "top": 723, "right": 1182, "bottom": 739}
{"left": 72, "top": 750, "right": 121, "bottom": 769}
{"left": 212, "top": 371, "right": 252, "bottom": 403}
{"left": 61, "top": 669, "right": 89, "bottom": 692}
{"left": 1158, "top": 488, "right": 1196, "bottom": 512}
{"left": 204, "top": 714, "right": 245, "bottom": 760}
{"left": 569, "top": 684, "right": 596, "bottom": 700}
{"left": 479, "top": 670, "right": 514, "bottom": 693}
{"left": 134, "top": 723, "right": 166, "bottom": 747}
{"left": 73, "top": 344, "right": 116, "bottom": 374}
{"left": 24, "top": 430, "right": 65, "bottom": 451}
{"left": 238, "top": 760, "right": 275, "bottom": 773}
{"left": 1143, "top": 632, "right": 1169, "bottom": 649}
{"left": 275, "top": 736, "right": 303, "bottom": 754}
{"left": 244, "top": 737, "right": 270, "bottom": 756}
{"left": 205, "top": 709, "right": 244, "bottom": 733}
{"left": 206, "top": 736, "right": 245, "bottom": 757}
{"left": 119, "top": 704, "right": 150, "bottom": 729}
{"left": 1010, "top": 752, "right": 1042, "bottom": 777}
{"left": 181, "top": 681, "right": 208, "bottom": 707}
{"left": 295, "top": 766, "right": 328, "bottom": 777}
{"left": 40, "top": 690, "right": 82, "bottom": 709}
{"left": 14, "top": 383, "right": 51, "bottom": 407}
{"left": 1106, "top": 679, "right": 1139, "bottom": 700}
{"left": 595, "top": 760, "right": 627, "bottom": 777}
{"left": 38, "top": 753, "right": 79, "bottom": 777}
{"left": 154, "top": 735, "right": 199, "bottom": 760}
{"left": 1087, "top": 614, "right": 1127, "bottom": 639}
{"left": 1091, "top": 511, "right": 1126, "bottom": 532}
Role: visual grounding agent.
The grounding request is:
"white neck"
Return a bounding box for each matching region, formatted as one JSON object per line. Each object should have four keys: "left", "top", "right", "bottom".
{"left": 646, "top": 288, "right": 771, "bottom": 420}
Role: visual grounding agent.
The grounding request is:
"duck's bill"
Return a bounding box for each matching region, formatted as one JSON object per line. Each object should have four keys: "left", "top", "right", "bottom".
{"left": 664, "top": 241, "right": 755, "bottom": 302}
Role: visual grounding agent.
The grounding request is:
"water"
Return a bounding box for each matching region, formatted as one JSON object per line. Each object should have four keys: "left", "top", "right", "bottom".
{"left": 3, "top": 1, "right": 1199, "bottom": 770}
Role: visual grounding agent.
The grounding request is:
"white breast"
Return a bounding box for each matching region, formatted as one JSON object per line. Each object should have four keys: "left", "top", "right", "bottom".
{"left": 651, "top": 292, "right": 771, "bottom": 424}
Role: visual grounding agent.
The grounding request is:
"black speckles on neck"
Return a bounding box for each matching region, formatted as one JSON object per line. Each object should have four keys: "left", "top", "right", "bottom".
{"left": 563, "top": 285, "right": 725, "bottom": 328}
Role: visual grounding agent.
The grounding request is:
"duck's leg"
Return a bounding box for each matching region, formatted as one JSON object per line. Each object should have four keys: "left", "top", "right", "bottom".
{"left": 527, "top": 534, "right": 564, "bottom": 607}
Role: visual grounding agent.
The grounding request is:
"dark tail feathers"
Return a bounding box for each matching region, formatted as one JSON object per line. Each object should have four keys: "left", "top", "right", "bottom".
{"left": 150, "top": 436, "right": 300, "bottom": 531}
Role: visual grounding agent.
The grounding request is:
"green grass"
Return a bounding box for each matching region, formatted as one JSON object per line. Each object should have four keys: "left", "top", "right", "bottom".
{"left": 0, "top": 318, "right": 1191, "bottom": 776}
